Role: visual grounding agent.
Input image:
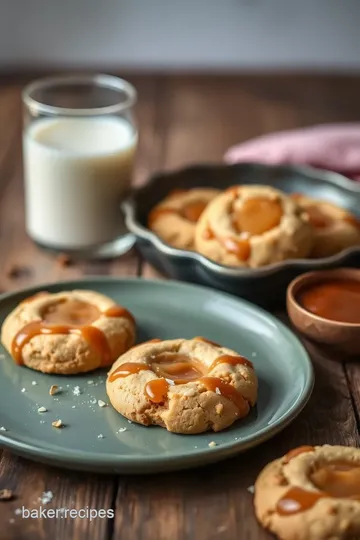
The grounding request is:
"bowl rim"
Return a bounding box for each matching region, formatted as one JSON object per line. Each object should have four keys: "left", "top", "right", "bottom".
{"left": 123, "top": 162, "right": 360, "bottom": 278}
{"left": 287, "top": 267, "right": 360, "bottom": 328}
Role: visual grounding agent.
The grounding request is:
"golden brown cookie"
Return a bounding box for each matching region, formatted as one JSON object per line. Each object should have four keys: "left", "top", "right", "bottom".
{"left": 148, "top": 188, "right": 220, "bottom": 250}
{"left": 194, "top": 185, "right": 313, "bottom": 267}
{"left": 291, "top": 193, "right": 360, "bottom": 258}
{"left": 254, "top": 445, "right": 360, "bottom": 540}
{"left": 106, "top": 337, "right": 257, "bottom": 434}
{"left": 1, "top": 290, "right": 136, "bottom": 374}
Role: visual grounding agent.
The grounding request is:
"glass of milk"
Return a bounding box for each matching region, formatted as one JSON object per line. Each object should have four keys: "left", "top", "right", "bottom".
{"left": 22, "top": 74, "right": 137, "bottom": 258}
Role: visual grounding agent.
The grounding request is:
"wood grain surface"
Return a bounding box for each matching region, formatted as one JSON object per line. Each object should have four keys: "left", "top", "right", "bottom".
{"left": 0, "top": 74, "right": 360, "bottom": 540}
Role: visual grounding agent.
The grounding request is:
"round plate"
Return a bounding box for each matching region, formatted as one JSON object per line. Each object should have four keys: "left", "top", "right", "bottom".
{"left": 0, "top": 278, "right": 313, "bottom": 474}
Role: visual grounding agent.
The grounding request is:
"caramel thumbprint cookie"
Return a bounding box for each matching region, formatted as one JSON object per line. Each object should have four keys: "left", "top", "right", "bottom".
{"left": 148, "top": 188, "right": 220, "bottom": 250}
{"left": 254, "top": 445, "right": 360, "bottom": 540}
{"left": 1, "top": 290, "right": 136, "bottom": 374}
{"left": 195, "top": 185, "right": 313, "bottom": 268}
{"left": 291, "top": 193, "right": 360, "bottom": 258}
{"left": 106, "top": 337, "right": 257, "bottom": 434}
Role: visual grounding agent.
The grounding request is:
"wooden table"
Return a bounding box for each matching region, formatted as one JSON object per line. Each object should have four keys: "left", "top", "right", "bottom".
{"left": 0, "top": 74, "right": 360, "bottom": 540}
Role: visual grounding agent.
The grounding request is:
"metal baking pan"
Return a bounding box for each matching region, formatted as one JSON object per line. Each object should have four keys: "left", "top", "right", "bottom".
{"left": 123, "top": 163, "right": 360, "bottom": 306}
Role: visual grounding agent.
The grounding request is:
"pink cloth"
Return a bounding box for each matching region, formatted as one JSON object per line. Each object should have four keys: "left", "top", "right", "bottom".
{"left": 224, "top": 124, "right": 360, "bottom": 180}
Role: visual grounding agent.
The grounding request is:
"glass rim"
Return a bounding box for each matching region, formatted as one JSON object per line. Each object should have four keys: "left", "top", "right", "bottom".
{"left": 22, "top": 74, "right": 137, "bottom": 116}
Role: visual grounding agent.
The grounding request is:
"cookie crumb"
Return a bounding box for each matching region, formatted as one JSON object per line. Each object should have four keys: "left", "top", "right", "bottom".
{"left": 56, "top": 253, "right": 72, "bottom": 267}
{"left": 31, "top": 381, "right": 37, "bottom": 386}
{"left": 215, "top": 403, "right": 223, "bottom": 414}
{"left": 208, "top": 441, "right": 217, "bottom": 448}
{"left": 37, "top": 407, "right": 47, "bottom": 413}
{"left": 87, "top": 380, "right": 94, "bottom": 385}
{"left": 90, "top": 398, "right": 97, "bottom": 405}
{"left": 49, "top": 385, "right": 58, "bottom": 396}
{"left": 128, "top": 420, "right": 132, "bottom": 424}
{"left": 9, "top": 518, "right": 15, "bottom": 524}
{"left": 14, "top": 508, "right": 22, "bottom": 515}
{"left": 21, "top": 388, "right": 26, "bottom": 393}
{"left": 247, "top": 485, "right": 255, "bottom": 494}
{"left": 52, "top": 419, "right": 63, "bottom": 428}
{"left": 0, "top": 427, "right": 7, "bottom": 432}
{"left": 71, "top": 406, "right": 76, "bottom": 409}
{"left": 6, "top": 264, "right": 31, "bottom": 279}
{"left": 72, "top": 386, "right": 81, "bottom": 396}
{"left": 39, "top": 491, "right": 53, "bottom": 505}
{"left": 117, "top": 427, "right": 127, "bottom": 433}
{"left": 97, "top": 434, "right": 104, "bottom": 439}
{"left": 98, "top": 400, "right": 107, "bottom": 408}
{"left": 0, "top": 489, "right": 13, "bottom": 501}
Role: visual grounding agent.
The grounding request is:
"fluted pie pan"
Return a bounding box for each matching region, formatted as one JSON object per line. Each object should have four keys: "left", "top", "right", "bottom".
{"left": 123, "top": 163, "right": 360, "bottom": 305}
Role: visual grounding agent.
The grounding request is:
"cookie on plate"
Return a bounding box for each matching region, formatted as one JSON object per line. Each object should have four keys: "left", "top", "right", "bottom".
{"left": 1, "top": 290, "right": 136, "bottom": 374}
{"left": 291, "top": 193, "right": 360, "bottom": 258}
{"left": 148, "top": 188, "right": 220, "bottom": 250}
{"left": 195, "top": 185, "right": 313, "bottom": 267}
{"left": 106, "top": 337, "right": 257, "bottom": 434}
{"left": 254, "top": 444, "right": 360, "bottom": 540}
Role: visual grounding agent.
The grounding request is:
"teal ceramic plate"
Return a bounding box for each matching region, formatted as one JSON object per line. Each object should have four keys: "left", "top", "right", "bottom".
{"left": 0, "top": 278, "right": 313, "bottom": 474}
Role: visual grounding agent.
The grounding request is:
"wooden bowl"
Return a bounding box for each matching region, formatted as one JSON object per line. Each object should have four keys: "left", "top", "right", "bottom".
{"left": 287, "top": 268, "right": 360, "bottom": 358}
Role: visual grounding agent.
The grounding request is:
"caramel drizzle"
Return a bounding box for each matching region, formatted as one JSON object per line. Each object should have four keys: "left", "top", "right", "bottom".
{"left": 109, "top": 350, "right": 253, "bottom": 410}
{"left": 203, "top": 224, "right": 251, "bottom": 261}
{"left": 12, "top": 303, "right": 134, "bottom": 367}
{"left": 276, "top": 487, "right": 327, "bottom": 516}
{"left": 211, "top": 354, "right": 253, "bottom": 370}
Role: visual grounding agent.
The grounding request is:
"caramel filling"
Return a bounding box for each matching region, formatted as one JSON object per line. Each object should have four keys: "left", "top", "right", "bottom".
{"left": 203, "top": 196, "right": 282, "bottom": 262}
{"left": 42, "top": 299, "right": 101, "bottom": 325}
{"left": 109, "top": 349, "right": 253, "bottom": 409}
{"left": 277, "top": 460, "right": 360, "bottom": 515}
{"left": 233, "top": 197, "right": 283, "bottom": 236}
{"left": 310, "top": 461, "right": 360, "bottom": 499}
{"left": 11, "top": 300, "right": 134, "bottom": 367}
{"left": 277, "top": 487, "right": 327, "bottom": 516}
{"left": 151, "top": 352, "right": 206, "bottom": 384}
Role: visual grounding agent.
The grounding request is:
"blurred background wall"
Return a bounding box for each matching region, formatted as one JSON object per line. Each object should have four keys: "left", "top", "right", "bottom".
{"left": 1, "top": 0, "right": 359, "bottom": 72}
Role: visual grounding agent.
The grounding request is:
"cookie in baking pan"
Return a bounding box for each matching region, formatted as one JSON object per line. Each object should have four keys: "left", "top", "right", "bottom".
{"left": 195, "top": 185, "right": 313, "bottom": 267}
{"left": 148, "top": 187, "right": 220, "bottom": 250}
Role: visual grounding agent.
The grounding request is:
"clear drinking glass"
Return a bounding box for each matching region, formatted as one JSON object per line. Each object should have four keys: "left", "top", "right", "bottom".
{"left": 22, "top": 74, "right": 137, "bottom": 258}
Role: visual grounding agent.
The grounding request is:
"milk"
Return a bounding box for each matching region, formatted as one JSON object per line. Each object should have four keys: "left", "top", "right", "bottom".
{"left": 23, "top": 116, "right": 137, "bottom": 248}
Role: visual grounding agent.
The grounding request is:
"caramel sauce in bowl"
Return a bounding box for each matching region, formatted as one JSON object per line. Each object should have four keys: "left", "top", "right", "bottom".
{"left": 287, "top": 268, "right": 360, "bottom": 357}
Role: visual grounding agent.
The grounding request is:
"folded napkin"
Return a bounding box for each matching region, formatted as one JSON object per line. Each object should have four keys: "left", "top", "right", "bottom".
{"left": 224, "top": 124, "right": 360, "bottom": 180}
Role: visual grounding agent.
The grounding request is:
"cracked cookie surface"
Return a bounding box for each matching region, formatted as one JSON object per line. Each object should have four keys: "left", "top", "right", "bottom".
{"left": 148, "top": 188, "right": 220, "bottom": 250}
{"left": 106, "top": 337, "right": 257, "bottom": 434}
{"left": 1, "top": 290, "right": 136, "bottom": 374}
{"left": 254, "top": 444, "right": 360, "bottom": 540}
